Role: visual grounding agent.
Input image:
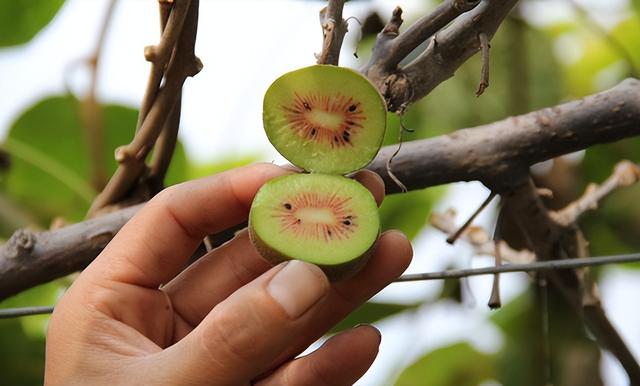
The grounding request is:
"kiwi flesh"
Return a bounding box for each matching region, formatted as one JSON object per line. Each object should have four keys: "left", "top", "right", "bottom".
{"left": 263, "top": 65, "right": 386, "bottom": 175}
{"left": 249, "top": 173, "right": 380, "bottom": 281}
{"left": 251, "top": 64, "right": 386, "bottom": 281}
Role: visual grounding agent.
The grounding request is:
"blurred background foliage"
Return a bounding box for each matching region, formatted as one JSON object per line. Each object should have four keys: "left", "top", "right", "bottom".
{"left": 0, "top": 0, "right": 639, "bottom": 385}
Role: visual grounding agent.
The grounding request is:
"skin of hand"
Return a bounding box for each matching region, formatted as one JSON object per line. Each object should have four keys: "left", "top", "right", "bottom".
{"left": 45, "top": 163, "right": 413, "bottom": 386}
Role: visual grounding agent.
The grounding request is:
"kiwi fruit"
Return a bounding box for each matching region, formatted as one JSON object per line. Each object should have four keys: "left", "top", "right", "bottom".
{"left": 262, "top": 65, "right": 387, "bottom": 175}
{"left": 250, "top": 64, "right": 387, "bottom": 281}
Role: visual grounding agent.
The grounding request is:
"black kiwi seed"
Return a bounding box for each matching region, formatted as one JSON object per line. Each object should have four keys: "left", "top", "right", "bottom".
{"left": 303, "top": 102, "right": 311, "bottom": 111}
{"left": 296, "top": 218, "right": 301, "bottom": 224}
{"left": 284, "top": 203, "right": 292, "bottom": 210}
{"left": 334, "top": 136, "right": 339, "bottom": 143}
{"left": 342, "top": 133, "right": 350, "bottom": 143}
{"left": 348, "top": 104, "right": 357, "bottom": 112}
{"left": 343, "top": 220, "right": 351, "bottom": 226}
{"left": 310, "top": 128, "right": 317, "bottom": 136}
{"left": 327, "top": 230, "right": 332, "bottom": 237}
{"left": 346, "top": 120, "right": 355, "bottom": 126}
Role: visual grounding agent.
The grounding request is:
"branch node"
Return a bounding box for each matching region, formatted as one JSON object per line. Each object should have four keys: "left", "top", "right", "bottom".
{"left": 382, "top": 6, "right": 403, "bottom": 36}
{"left": 6, "top": 230, "right": 36, "bottom": 259}
{"left": 143, "top": 45, "right": 158, "bottom": 62}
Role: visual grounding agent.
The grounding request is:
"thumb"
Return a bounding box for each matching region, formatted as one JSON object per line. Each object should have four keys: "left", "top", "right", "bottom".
{"left": 157, "top": 260, "right": 330, "bottom": 385}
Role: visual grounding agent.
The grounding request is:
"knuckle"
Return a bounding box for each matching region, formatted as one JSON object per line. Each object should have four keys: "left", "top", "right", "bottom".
{"left": 200, "top": 303, "right": 266, "bottom": 366}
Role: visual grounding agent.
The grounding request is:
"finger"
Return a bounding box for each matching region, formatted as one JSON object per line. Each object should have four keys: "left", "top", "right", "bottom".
{"left": 158, "top": 231, "right": 411, "bottom": 385}
{"left": 162, "top": 230, "right": 271, "bottom": 329}
{"left": 161, "top": 171, "right": 386, "bottom": 327}
{"left": 351, "top": 169, "right": 385, "bottom": 206}
{"left": 84, "top": 163, "right": 290, "bottom": 288}
{"left": 268, "top": 230, "right": 412, "bottom": 365}
{"left": 255, "top": 325, "right": 381, "bottom": 386}
{"left": 157, "top": 261, "right": 331, "bottom": 385}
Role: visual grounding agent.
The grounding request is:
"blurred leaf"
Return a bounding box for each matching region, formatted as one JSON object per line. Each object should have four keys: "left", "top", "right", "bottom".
{"left": 0, "top": 318, "right": 45, "bottom": 386}
{"left": 330, "top": 301, "right": 420, "bottom": 334}
{"left": 187, "top": 154, "right": 261, "bottom": 180}
{"left": 0, "top": 95, "right": 189, "bottom": 224}
{"left": 0, "top": 0, "right": 66, "bottom": 47}
{"left": 379, "top": 187, "right": 444, "bottom": 240}
{"left": 0, "top": 282, "right": 60, "bottom": 339}
{"left": 395, "top": 342, "right": 496, "bottom": 386}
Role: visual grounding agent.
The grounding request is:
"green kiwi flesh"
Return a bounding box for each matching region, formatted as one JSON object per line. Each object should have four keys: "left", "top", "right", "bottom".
{"left": 249, "top": 173, "right": 380, "bottom": 281}
{"left": 263, "top": 65, "right": 387, "bottom": 175}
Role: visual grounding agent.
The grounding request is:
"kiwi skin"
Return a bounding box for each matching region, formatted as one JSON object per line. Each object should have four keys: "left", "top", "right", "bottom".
{"left": 248, "top": 223, "right": 379, "bottom": 282}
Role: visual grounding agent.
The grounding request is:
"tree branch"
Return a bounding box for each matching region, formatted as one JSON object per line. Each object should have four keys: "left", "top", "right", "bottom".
{"left": 363, "top": 0, "right": 480, "bottom": 74}
{"left": 367, "top": 78, "right": 640, "bottom": 193}
{"left": 431, "top": 209, "right": 535, "bottom": 264}
{"left": 554, "top": 160, "right": 640, "bottom": 226}
{"left": 364, "top": 0, "right": 518, "bottom": 112}
{"left": 88, "top": 0, "right": 201, "bottom": 215}
{"left": 502, "top": 177, "right": 640, "bottom": 382}
{"left": 316, "top": 0, "right": 347, "bottom": 65}
{"left": 0, "top": 205, "right": 141, "bottom": 300}
{"left": 0, "top": 79, "right": 638, "bottom": 300}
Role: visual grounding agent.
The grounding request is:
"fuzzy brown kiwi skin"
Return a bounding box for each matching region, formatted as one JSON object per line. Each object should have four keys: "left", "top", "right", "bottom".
{"left": 248, "top": 223, "right": 380, "bottom": 282}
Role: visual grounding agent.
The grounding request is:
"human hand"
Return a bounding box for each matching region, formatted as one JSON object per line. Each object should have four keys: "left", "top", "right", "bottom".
{"left": 45, "top": 163, "right": 412, "bottom": 385}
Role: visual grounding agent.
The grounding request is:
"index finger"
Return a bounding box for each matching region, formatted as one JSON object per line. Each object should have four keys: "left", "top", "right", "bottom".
{"left": 85, "top": 163, "right": 291, "bottom": 288}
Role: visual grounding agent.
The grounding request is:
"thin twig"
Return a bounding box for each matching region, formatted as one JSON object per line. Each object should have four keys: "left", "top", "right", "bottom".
{"left": 487, "top": 239, "right": 502, "bottom": 309}
{"left": 394, "top": 253, "right": 640, "bottom": 282}
{"left": 0, "top": 305, "right": 54, "bottom": 319}
{"left": 81, "top": 0, "right": 118, "bottom": 191}
{"left": 554, "top": 160, "right": 640, "bottom": 225}
{"left": 446, "top": 191, "right": 497, "bottom": 244}
{"left": 316, "top": 0, "right": 347, "bottom": 65}
{"left": 475, "top": 31, "right": 490, "bottom": 96}
{"left": 432, "top": 210, "right": 535, "bottom": 264}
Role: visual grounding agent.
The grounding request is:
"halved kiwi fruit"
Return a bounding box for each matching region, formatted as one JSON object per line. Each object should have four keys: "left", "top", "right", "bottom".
{"left": 250, "top": 64, "right": 386, "bottom": 281}
{"left": 249, "top": 173, "right": 380, "bottom": 281}
{"left": 263, "top": 65, "right": 386, "bottom": 175}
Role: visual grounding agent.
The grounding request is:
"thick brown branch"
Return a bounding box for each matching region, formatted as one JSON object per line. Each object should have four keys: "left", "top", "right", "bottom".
{"left": 316, "top": 0, "right": 347, "bottom": 65}
{"left": 0, "top": 79, "right": 638, "bottom": 300}
{"left": 368, "top": 78, "right": 640, "bottom": 193}
{"left": 503, "top": 178, "right": 640, "bottom": 382}
{"left": 0, "top": 205, "right": 141, "bottom": 300}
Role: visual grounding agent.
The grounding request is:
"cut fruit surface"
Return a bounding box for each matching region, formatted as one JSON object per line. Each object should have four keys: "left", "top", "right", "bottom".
{"left": 263, "top": 65, "right": 387, "bottom": 175}
{"left": 249, "top": 173, "right": 380, "bottom": 280}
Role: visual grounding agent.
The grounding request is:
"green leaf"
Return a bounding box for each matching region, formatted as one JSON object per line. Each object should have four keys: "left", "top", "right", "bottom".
{"left": 0, "top": 0, "right": 66, "bottom": 47}
{"left": 0, "top": 94, "right": 189, "bottom": 224}
{"left": 330, "top": 301, "right": 420, "bottom": 334}
{"left": 379, "top": 187, "right": 444, "bottom": 240}
{"left": 395, "top": 342, "right": 496, "bottom": 386}
{"left": 0, "top": 318, "right": 45, "bottom": 385}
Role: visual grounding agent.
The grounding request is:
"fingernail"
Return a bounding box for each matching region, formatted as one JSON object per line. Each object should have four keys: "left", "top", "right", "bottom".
{"left": 355, "top": 323, "right": 382, "bottom": 342}
{"left": 267, "top": 260, "right": 329, "bottom": 318}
